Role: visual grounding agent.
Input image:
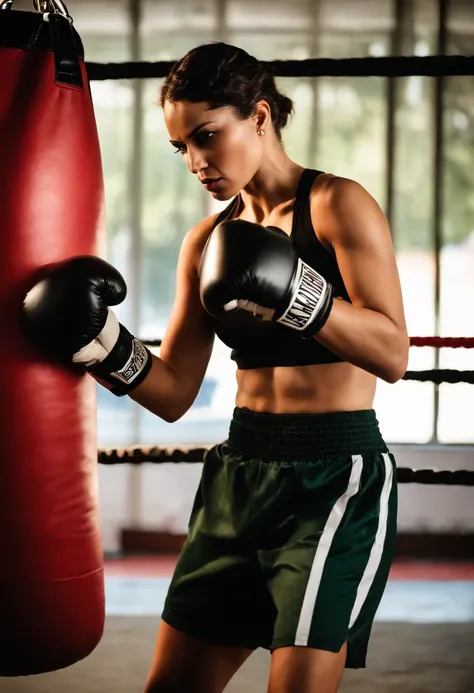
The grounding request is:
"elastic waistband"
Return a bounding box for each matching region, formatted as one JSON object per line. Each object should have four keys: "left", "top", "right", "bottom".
{"left": 227, "top": 407, "right": 387, "bottom": 460}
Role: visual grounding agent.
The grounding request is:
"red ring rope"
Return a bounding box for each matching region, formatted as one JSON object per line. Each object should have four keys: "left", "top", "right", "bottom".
{"left": 410, "top": 337, "right": 474, "bottom": 349}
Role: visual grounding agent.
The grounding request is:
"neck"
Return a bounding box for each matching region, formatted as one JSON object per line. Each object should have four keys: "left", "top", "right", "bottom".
{"left": 240, "top": 148, "right": 304, "bottom": 222}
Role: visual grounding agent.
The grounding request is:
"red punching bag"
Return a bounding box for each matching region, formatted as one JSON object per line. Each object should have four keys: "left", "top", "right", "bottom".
{"left": 0, "top": 0, "right": 105, "bottom": 676}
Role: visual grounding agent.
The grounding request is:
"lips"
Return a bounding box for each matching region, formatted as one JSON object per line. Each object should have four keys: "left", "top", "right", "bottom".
{"left": 201, "top": 177, "right": 222, "bottom": 190}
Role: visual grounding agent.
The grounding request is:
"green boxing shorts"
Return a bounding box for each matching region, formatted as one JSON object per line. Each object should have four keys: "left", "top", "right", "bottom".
{"left": 162, "top": 407, "right": 397, "bottom": 668}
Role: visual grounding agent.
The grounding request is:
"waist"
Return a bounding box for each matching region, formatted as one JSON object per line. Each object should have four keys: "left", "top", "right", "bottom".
{"left": 227, "top": 407, "right": 387, "bottom": 460}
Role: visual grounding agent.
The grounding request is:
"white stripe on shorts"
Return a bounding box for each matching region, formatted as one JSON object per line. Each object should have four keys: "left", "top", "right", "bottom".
{"left": 294, "top": 454, "right": 364, "bottom": 646}
{"left": 348, "top": 452, "right": 393, "bottom": 629}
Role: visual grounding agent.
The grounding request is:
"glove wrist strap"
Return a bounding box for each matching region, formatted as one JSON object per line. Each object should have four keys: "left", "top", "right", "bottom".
{"left": 87, "top": 323, "right": 152, "bottom": 396}
{"left": 276, "top": 258, "right": 335, "bottom": 336}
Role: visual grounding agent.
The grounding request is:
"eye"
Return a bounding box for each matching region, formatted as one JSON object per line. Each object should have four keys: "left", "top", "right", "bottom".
{"left": 172, "top": 131, "right": 216, "bottom": 155}
{"left": 195, "top": 131, "right": 216, "bottom": 146}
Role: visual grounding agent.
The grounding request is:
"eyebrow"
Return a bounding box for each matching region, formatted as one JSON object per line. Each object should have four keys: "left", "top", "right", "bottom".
{"left": 169, "top": 121, "right": 214, "bottom": 145}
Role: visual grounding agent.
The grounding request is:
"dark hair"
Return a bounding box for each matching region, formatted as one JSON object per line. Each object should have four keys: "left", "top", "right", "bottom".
{"left": 160, "top": 42, "right": 294, "bottom": 140}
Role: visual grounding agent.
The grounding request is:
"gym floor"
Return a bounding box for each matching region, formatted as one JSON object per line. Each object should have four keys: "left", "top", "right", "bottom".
{"left": 1, "top": 557, "right": 473, "bottom": 693}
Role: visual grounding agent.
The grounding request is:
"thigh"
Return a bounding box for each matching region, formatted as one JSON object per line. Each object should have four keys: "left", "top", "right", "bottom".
{"left": 145, "top": 620, "right": 253, "bottom": 693}
{"left": 268, "top": 643, "right": 347, "bottom": 693}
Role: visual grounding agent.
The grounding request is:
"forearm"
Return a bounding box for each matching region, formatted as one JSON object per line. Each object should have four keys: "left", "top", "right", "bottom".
{"left": 128, "top": 354, "right": 189, "bottom": 422}
{"left": 316, "top": 299, "right": 409, "bottom": 383}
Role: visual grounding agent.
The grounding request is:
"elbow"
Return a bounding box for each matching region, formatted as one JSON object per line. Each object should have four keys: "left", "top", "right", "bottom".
{"left": 381, "top": 335, "right": 410, "bottom": 384}
{"left": 163, "top": 412, "right": 187, "bottom": 424}
{"left": 132, "top": 404, "right": 183, "bottom": 424}
{"left": 382, "top": 365, "right": 405, "bottom": 385}
{"left": 160, "top": 411, "right": 181, "bottom": 424}
{"left": 134, "top": 397, "right": 190, "bottom": 424}
{"left": 160, "top": 395, "right": 196, "bottom": 423}
{"left": 160, "top": 405, "right": 189, "bottom": 423}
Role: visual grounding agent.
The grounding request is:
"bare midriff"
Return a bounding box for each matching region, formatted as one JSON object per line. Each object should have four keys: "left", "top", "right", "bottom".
{"left": 235, "top": 361, "right": 377, "bottom": 414}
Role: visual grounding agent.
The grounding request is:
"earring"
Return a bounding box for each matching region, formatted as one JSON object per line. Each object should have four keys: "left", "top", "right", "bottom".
{"left": 257, "top": 129, "right": 265, "bottom": 136}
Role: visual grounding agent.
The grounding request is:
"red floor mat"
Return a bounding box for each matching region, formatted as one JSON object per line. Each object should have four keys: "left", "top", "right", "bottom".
{"left": 104, "top": 556, "right": 474, "bottom": 581}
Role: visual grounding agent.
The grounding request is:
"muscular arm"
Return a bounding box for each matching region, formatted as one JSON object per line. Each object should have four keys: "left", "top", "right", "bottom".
{"left": 129, "top": 220, "right": 216, "bottom": 422}
{"left": 313, "top": 178, "right": 410, "bottom": 383}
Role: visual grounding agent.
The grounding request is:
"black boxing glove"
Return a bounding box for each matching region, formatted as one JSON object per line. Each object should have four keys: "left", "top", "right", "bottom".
{"left": 199, "top": 220, "right": 334, "bottom": 337}
{"left": 22, "top": 256, "right": 152, "bottom": 396}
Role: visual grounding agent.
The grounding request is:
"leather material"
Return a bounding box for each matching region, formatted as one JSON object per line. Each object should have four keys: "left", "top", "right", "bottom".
{"left": 208, "top": 169, "right": 350, "bottom": 369}
{"left": 200, "top": 220, "right": 300, "bottom": 318}
{"left": 0, "top": 6, "right": 84, "bottom": 56}
{"left": 200, "top": 219, "right": 334, "bottom": 337}
{"left": 49, "top": 13, "right": 82, "bottom": 87}
{"left": 23, "top": 256, "right": 127, "bottom": 360}
{"left": 22, "top": 255, "right": 152, "bottom": 397}
{"left": 88, "top": 324, "right": 153, "bottom": 397}
{"left": 0, "top": 8, "right": 84, "bottom": 87}
{"left": 0, "top": 8, "right": 105, "bottom": 676}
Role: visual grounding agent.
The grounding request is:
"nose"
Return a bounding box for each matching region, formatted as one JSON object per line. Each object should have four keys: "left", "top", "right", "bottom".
{"left": 186, "top": 147, "right": 207, "bottom": 175}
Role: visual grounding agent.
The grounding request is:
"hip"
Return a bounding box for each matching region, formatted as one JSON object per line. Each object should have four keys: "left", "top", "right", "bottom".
{"left": 191, "top": 408, "right": 395, "bottom": 547}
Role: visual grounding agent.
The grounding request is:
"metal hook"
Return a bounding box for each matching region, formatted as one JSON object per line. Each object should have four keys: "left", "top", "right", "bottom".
{"left": 0, "top": 1, "right": 70, "bottom": 17}
{"left": 51, "top": 0, "right": 71, "bottom": 18}
{"left": 33, "top": 0, "right": 71, "bottom": 20}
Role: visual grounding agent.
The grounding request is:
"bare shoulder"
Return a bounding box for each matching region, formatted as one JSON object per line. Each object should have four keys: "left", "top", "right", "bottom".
{"left": 309, "top": 173, "right": 389, "bottom": 246}
{"left": 180, "top": 211, "right": 222, "bottom": 274}
{"left": 310, "top": 173, "right": 378, "bottom": 210}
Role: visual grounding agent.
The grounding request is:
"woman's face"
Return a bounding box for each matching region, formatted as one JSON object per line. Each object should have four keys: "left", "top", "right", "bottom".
{"left": 163, "top": 99, "right": 264, "bottom": 200}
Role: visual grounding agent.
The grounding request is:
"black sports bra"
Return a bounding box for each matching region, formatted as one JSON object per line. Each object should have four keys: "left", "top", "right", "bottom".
{"left": 209, "top": 169, "right": 351, "bottom": 369}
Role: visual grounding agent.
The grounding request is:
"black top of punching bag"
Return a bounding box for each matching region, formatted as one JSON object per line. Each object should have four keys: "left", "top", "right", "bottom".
{"left": 0, "top": 7, "right": 84, "bottom": 57}
{"left": 0, "top": 5, "right": 85, "bottom": 87}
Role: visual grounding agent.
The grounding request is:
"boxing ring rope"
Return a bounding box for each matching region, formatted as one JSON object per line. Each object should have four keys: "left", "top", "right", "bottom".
{"left": 97, "top": 445, "right": 474, "bottom": 488}
{"left": 85, "top": 54, "right": 474, "bottom": 81}
{"left": 410, "top": 337, "right": 474, "bottom": 349}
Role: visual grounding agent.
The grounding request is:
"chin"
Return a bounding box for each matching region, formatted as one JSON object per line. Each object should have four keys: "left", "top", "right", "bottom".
{"left": 209, "top": 187, "right": 233, "bottom": 201}
{"left": 212, "top": 191, "right": 234, "bottom": 201}
{"left": 215, "top": 182, "right": 243, "bottom": 201}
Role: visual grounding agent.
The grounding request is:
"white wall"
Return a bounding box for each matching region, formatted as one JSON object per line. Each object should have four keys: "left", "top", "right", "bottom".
{"left": 98, "top": 445, "right": 474, "bottom": 553}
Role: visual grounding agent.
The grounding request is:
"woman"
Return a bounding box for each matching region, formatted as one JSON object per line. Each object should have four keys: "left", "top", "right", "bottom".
{"left": 140, "top": 42, "right": 409, "bottom": 693}
{"left": 22, "top": 41, "right": 409, "bottom": 693}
